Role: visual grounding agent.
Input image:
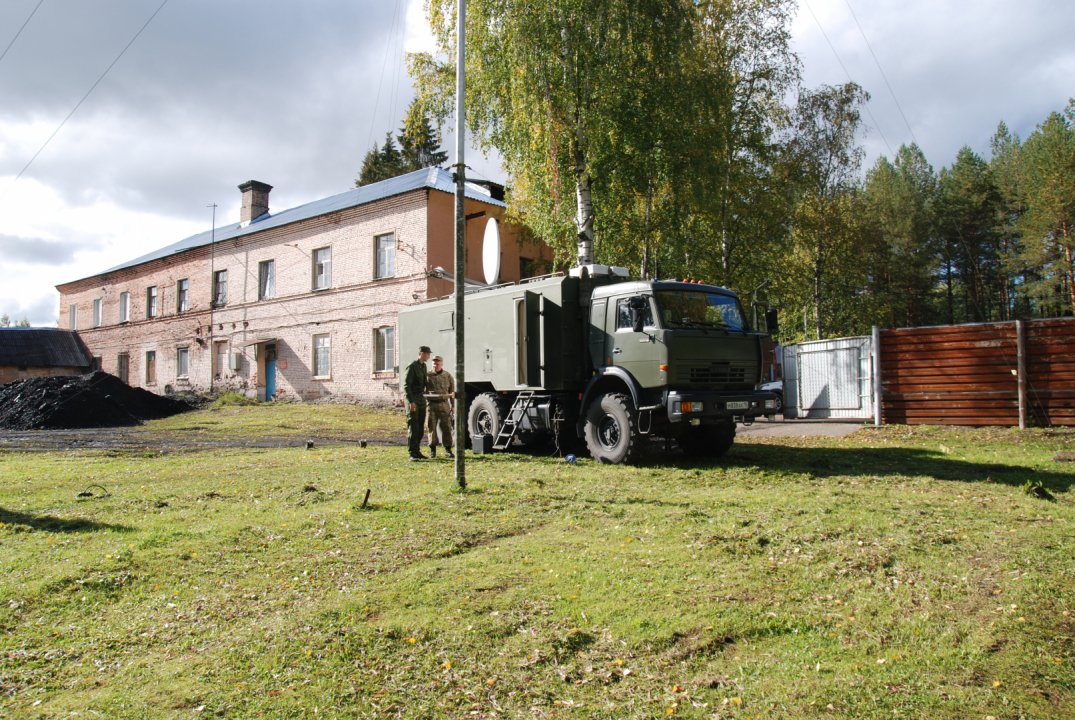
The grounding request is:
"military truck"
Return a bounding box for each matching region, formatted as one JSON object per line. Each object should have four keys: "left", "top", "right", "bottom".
{"left": 398, "top": 265, "right": 778, "bottom": 464}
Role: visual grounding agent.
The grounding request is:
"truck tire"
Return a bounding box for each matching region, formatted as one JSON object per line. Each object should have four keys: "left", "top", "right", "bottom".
{"left": 468, "top": 392, "right": 509, "bottom": 443}
{"left": 679, "top": 421, "right": 736, "bottom": 459}
{"left": 584, "top": 393, "right": 641, "bottom": 465}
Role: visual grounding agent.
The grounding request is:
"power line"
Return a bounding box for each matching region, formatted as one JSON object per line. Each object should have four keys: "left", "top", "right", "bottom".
{"left": 801, "top": 0, "right": 894, "bottom": 158}
{"left": 366, "top": 0, "right": 406, "bottom": 154}
{"left": 0, "top": 0, "right": 170, "bottom": 202}
{"left": 0, "top": 0, "right": 43, "bottom": 67}
{"left": 843, "top": 0, "right": 919, "bottom": 146}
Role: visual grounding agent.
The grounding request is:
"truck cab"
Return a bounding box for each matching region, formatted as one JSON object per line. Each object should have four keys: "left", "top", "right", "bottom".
{"left": 579, "top": 279, "right": 778, "bottom": 462}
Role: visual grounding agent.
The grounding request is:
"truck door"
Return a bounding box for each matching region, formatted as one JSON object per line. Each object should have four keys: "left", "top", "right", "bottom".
{"left": 608, "top": 294, "right": 664, "bottom": 388}
{"left": 514, "top": 291, "right": 542, "bottom": 387}
{"left": 588, "top": 298, "right": 608, "bottom": 369}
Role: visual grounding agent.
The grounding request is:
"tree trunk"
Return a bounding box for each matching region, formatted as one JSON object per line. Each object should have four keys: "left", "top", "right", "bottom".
{"left": 573, "top": 133, "right": 594, "bottom": 266}
{"left": 640, "top": 184, "right": 652, "bottom": 279}
{"left": 1065, "top": 225, "right": 1075, "bottom": 316}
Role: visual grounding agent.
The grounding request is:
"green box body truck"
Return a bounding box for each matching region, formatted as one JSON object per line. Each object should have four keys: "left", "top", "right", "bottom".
{"left": 398, "top": 267, "right": 777, "bottom": 463}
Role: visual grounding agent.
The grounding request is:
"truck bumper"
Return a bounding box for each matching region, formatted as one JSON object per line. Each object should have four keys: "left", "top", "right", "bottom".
{"left": 665, "top": 390, "right": 779, "bottom": 423}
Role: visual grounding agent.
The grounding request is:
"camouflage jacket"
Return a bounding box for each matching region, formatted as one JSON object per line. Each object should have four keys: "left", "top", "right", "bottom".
{"left": 425, "top": 369, "right": 455, "bottom": 403}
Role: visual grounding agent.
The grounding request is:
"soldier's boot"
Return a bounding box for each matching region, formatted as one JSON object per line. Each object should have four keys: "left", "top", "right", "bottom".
{"left": 444, "top": 447, "right": 454, "bottom": 459}
{"left": 429, "top": 446, "right": 436, "bottom": 459}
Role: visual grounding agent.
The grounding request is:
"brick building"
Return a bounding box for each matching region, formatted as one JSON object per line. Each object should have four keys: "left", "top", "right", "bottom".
{"left": 56, "top": 168, "right": 553, "bottom": 404}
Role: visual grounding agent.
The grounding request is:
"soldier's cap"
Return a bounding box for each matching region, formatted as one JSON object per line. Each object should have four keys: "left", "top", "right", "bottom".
{"left": 419, "top": 345, "right": 432, "bottom": 354}
{"left": 432, "top": 355, "right": 444, "bottom": 363}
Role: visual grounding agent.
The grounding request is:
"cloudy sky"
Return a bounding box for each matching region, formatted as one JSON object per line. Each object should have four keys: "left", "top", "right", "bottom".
{"left": 1, "top": 0, "right": 1072, "bottom": 326}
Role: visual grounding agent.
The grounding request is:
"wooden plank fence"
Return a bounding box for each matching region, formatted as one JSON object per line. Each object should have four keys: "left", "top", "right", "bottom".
{"left": 879, "top": 318, "right": 1075, "bottom": 426}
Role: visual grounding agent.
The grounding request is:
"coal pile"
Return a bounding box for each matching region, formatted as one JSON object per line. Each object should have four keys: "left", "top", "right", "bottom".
{"left": 0, "top": 372, "right": 190, "bottom": 430}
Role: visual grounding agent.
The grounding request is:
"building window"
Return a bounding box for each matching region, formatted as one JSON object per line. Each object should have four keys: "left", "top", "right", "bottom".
{"left": 119, "top": 292, "right": 130, "bottom": 322}
{"left": 313, "top": 333, "right": 331, "bottom": 377}
{"left": 258, "top": 260, "right": 275, "bottom": 300}
{"left": 375, "top": 234, "right": 395, "bottom": 279}
{"left": 176, "top": 346, "right": 189, "bottom": 377}
{"left": 215, "top": 342, "right": 228, "bottom": 378}
{"left": 176, "top": 279, "right": 188, "bottom": 313}
{"left": 92, "top": 356, "right": 102, "bottom": 372}
{"left": 117, "top": 353, "right": 129, "bottom": 384}
{"left": 313, "top": 247, "right": 331, "bottom": 290}
{"left": 92, "top": 298, "right": 102, "bottom": 328}
{"left": 146, "top": 286, "right": 158, "bottom": 318}
{"left": 520, "top": 257, "right": 540, "bottom": 280}
{"left": 68, "top": 304, "right": 77, "bottom": 330}
{"left": 213, "top": 270, "right": 227, "bottom": 307}
{"left": 375, "top": 326, "right": 394, "bottom": 373}
{"left": 145, "top": 351, "right": 156, "bottom": 384}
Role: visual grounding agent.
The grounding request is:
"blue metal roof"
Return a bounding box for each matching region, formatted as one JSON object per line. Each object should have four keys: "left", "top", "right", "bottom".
{"left": 95, "top": 167, "right": 503, "bottom": 277}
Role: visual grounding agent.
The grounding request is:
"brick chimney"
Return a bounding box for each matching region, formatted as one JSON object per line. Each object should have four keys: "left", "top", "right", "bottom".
{"left": 238, "top": 180, "right": 272, "bottom": 224}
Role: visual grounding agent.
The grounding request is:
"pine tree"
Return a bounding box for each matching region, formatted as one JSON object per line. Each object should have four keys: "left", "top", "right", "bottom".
{"left": 399, "top": 100, "right": 448, "bottom": 172}
{"left": 356, "top": 132, "right": 406, "bottom": 187}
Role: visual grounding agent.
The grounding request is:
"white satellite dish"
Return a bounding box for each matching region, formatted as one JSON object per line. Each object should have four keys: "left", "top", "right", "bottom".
{"left": 482, "top": 218, "right": 501, "bottom": 285}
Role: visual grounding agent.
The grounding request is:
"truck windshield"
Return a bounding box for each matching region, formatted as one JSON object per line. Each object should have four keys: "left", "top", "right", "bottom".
{"left": 654, "top": 290, "right": 746, "bottom": 330}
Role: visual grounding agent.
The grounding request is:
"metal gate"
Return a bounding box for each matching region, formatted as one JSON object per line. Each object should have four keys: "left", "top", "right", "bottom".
{"left": 782, "top": 336, "right": 873, "bottom": 419}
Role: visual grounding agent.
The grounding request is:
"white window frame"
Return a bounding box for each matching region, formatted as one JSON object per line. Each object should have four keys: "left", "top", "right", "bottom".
{"left": 119, "top": 292, "right": 130, "bottom": 323}
{"left": 176, "top": 346, "right": 189, "bottom": 378}
{"left": 146, "top": 286, "right": 158, "bottom": 318}
{"left": 68, "top": 304, "right": 77, "bottom": 330}
{"left": 92, "top": 298, "right": 102, "bottom": 328}
{"left": 374, "top": 233, "right": 395, "bottom": 279}
{"left": 258, "top": 260, "right": 275, "bottom": 300}
{"left": 213, "top": 270, "right": 227, "bottom": 307}
{"left": 312, "top": 333, "right": 331, "bottom": 378}
{"left": 176, "top": 279, "right": 189, "bottom": 313}
{"left": 145, "top": 350, "right": 157, "bottom": 385}
{"left": 374, "top": 326, "right": 395, "bottom": 373}
{"left": 312, "top": 247, "right": 331, "bottom": 290}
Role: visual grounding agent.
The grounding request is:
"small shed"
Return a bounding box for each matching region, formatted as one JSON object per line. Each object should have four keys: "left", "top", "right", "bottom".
{"left": 0, "top": 328, "right": 94, "bottom": 385}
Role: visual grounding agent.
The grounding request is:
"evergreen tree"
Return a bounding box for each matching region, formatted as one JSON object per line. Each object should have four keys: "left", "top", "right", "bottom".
{"left": 399, "top": 99, "right": 448, "bottom": 171}
{"left": 1018, "top": 101, "right": 1075, "bottom": 317}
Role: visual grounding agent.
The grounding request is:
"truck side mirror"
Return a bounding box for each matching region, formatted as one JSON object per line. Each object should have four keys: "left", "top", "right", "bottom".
{"left": 765, "top": 308, "right": 779, "bottom": 334}
{"left": 628, "top": 296, "right": 646, "bottom": 333}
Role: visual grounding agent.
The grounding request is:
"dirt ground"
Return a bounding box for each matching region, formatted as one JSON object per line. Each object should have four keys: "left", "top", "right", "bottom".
{"left": 0, "top": 416, "right": 863, "bottom": 452}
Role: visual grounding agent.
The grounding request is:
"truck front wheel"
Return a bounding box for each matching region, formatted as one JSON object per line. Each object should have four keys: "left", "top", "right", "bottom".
{"left": 584, "top": 393, "right": 641, "bottom": 465}
{"left": 679, "top": 421, "right": 736, "bottom": 459}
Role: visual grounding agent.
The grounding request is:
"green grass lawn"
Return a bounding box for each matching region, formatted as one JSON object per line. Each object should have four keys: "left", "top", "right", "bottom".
{"left": 1, "top": 406, "right": 1072, "bottom": 719}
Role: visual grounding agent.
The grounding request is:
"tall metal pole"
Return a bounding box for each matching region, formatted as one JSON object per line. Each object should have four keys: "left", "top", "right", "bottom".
{"left": 208, "top": 203, "right": 217, "bottom": 395}
{"left": 872, "top": 325, "right": 882, "bottom": 427}
{"left": 453, "top": 0, "right": 467, "bottom": 490}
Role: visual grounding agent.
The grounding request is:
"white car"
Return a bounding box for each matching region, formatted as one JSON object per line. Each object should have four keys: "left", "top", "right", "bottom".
{"left": 758, "top": 380, "right": 783, "bottom": 413}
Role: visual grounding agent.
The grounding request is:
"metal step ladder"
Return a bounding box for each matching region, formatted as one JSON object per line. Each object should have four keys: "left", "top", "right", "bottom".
{"left": 493, "top": 391, "right": 536, "bottom": 450}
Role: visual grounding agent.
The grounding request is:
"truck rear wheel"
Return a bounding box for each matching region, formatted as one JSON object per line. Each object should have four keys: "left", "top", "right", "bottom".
{"left": 679, "top": 421, "right": 736, "bottom": 459}
{"left": 468, "top": 392, "right": 509, "bottom": 444}
{"left": 584, "top": 393, "right": 641, "bottom": 465}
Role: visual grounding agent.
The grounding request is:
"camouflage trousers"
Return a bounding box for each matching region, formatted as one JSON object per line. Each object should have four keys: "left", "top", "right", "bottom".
{"left": 426, "top": 402, "right": 453, "bottom": 449}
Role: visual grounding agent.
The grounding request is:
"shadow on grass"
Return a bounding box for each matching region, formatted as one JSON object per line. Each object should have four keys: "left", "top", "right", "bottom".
{"left": 0, "top": 507, "right": 133, "bottom": 533}
{"left": 667, "top": 445, "right": 1075, "bottom": 493}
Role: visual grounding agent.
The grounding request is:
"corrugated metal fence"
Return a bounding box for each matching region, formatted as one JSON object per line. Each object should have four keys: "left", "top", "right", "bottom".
{"left": 879, "top": 318, "right": 1075, "bottom": 427}
{"left": 782, "top": 336, "right": 874, "bottom": 419}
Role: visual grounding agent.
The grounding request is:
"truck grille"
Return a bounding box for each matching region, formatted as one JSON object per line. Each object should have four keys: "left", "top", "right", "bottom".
{"left": 676, "top": 362, "right": 754, "bottom": 385}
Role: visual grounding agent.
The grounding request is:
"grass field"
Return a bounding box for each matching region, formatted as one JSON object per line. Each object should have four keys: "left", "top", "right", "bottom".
{"left": 1, "top": 403, "right": 1072, "bottom": 719}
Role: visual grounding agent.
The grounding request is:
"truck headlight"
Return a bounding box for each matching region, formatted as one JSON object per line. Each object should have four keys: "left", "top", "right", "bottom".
{"left": 765, "top": 399, "right": 775, "bottom": 409}
{"left": 681, "top": 401, "right": 703, "bottom": 412}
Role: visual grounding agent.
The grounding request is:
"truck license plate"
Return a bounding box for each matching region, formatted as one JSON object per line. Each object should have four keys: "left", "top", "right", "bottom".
{"left": 726, "top": 401, "right": 749, "bottom": 410}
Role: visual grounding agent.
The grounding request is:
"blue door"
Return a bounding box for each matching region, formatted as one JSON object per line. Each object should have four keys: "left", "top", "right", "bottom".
{"left": 266, "top": 358, "right": 276, "bottom": 399}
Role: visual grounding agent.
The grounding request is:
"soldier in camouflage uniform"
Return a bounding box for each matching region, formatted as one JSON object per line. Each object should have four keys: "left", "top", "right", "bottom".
{"left": 425, "top": 355, "right": 455, "bottom": 458}
{"left": 404, "top": 346, "right": 431, "bottom": 460}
